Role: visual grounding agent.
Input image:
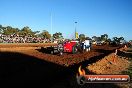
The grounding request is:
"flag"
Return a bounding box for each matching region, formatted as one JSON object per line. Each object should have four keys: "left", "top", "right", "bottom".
{"left": 75, "top": 32, "right": 79, "bottom": 39}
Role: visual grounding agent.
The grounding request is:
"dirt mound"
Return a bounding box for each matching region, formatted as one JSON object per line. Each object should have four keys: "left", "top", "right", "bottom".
{"left": 86, "top": 47, "right": 132, "bottom": 88}
{"left": 87, "top": 53, "right": 130, "bottom": 74}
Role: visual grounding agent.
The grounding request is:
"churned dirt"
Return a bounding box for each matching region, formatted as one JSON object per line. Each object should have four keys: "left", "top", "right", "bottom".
{"left": 0, "top": 43, "right": 57, "bottom": 48}
{"left": 87, "top": 53, "right": 130, "bottom": 74}
{"left": 0, "top": 44, "right": 120, "bottom": 66}
{"left": 86, "top": 47, "right": 132, "bottom": 88}
{"left": 1, "top": 43, "right": 130, "bottom": 88}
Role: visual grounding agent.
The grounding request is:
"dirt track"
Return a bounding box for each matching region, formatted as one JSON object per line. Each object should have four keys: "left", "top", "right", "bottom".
{"left": 0, "top": 44, "right": 120, "bottom": 66}
{"left": 0, "top": 44, "right": 125, "bottom": 88}
{"left": 85, "top": 47, "right": 132, "bottom": 88}
{"left": 0, "top": 43, "right": 57, "bottom": 48}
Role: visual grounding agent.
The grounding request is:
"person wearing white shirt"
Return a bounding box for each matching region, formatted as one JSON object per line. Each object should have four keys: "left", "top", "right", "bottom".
{"left": 84, "top": 39, "right": 91, "bottom": 51}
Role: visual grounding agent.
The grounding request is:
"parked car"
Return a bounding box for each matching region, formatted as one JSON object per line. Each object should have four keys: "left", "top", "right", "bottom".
{"left": 96, "top": 41, "right": 102, "bottom": 46}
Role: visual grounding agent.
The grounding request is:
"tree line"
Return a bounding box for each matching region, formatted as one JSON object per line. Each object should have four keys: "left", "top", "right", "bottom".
{"left": 78, "top": 33, "right": 127, "bottom": 45}
{"left": 0, "top": 24, "right": 128, "bottom": 44}
{"left": 0, "top": 25, "right": 63, "bottom": 40}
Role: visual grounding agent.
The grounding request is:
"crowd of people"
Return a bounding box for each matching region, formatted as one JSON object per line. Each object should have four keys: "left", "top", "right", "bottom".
{"left": 0, "top": 34, "right": 51, "bottom": 43}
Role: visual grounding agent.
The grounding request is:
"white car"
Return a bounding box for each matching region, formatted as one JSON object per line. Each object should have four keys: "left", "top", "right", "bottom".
{"left": 96, "top": 41, "right": 102, "bottom": 45}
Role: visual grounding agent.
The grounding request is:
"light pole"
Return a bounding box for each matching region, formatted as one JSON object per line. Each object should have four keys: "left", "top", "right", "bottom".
{"left": 50, "top": 12, "right": 53, "bottom": 42}
{"left": 75, "top": 22, "right": 77, "bottom": 39}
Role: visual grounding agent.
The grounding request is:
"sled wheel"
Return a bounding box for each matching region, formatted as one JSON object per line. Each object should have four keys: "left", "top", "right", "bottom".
{"left": 72, "top": 45, "right": 78, "bottom": 54}
{"left": 51, "top": 50, "right": 54, "bottom": 54}
{"left": 59, "top": 51, "right": 63, "bottom": 56}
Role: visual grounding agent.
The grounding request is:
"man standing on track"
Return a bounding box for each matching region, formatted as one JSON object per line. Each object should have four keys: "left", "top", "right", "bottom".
{"left": 84, "top": 38, "right": 91, "bottom": 52}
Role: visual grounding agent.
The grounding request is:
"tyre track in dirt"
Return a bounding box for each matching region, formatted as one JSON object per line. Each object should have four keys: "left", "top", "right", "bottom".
{"left": 50, "top": 46, "right": 123, "bottom": 88}
{"left": 0, "top": 44, "right": 122, "bottom": 88}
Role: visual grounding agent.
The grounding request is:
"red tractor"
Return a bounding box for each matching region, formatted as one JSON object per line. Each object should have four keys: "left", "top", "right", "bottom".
{"left": 63, "top": 40, "right": 79, "bottom": 54}
{"left": 46, "top": 40, "right": 90, "bottom": 55}
{"left": 46, "top": 40, "right": 79, "bottom": 55}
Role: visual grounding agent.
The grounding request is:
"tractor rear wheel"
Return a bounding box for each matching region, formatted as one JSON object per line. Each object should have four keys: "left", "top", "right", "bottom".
{"left": 72, "top": 45, "right": 78, "bottom": 54}
{"left": 51, "top": 50, "right": 54, "bottom": 54}
{"left": 57, "top": 43, "right": 64, "bottom": 55}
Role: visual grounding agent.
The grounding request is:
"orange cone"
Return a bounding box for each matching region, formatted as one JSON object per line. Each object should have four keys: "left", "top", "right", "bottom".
{"left": 113, "top": 55, "right": 117, "bottom": 63}
{"left": 112, "top": 49, "right": 117, "bottom": 64}
{"left": 114, "top": 49, "right": 117, "bottom": 56}
{"left": 124, "top": 45, "right": 127, "bottom": 51}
